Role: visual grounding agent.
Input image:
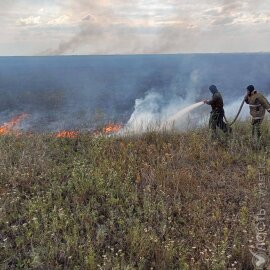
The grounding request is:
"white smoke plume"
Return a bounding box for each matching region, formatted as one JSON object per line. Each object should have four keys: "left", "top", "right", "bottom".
{"left": 123, "top": 92, "right": 206, "bottom": 134}
{"left": 123, "top": 70, "right": 209, "bottom": 133}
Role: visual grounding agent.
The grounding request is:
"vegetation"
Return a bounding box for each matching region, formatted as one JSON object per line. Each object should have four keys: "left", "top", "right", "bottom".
{"left": 0, "top": 120, "right": 270, "bottom": 269}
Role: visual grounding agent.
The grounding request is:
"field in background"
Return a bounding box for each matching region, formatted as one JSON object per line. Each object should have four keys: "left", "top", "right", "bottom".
{"left": 0, "top": 120, "right": 270, "bottom": 269}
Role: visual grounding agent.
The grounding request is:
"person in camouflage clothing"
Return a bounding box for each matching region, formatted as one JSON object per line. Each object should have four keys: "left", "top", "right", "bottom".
{"left": 204, "top": 85, "right": 230, "bottom": 139}
{"left": 244, "top": 85, "right": 270, "bottom": 140}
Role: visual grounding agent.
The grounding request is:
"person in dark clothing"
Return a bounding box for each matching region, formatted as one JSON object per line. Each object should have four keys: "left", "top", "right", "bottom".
{"left": 203, "top": 85, "right": 230, "bottom": 139}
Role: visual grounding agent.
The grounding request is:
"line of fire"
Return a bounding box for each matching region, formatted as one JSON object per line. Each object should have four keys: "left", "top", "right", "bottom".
{"left": 0, "top": 113, "right": 123, "bottom": 138}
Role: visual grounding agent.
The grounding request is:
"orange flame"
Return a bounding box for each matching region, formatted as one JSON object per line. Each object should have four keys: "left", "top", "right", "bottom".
{"left": 0, "top": 113, "right": 28, "bottom": 135}
{"left": 55, "top": 131, "right": 79, "bottom": 138}
{"left": 103, "top": 123, "right": 122, "bottom": 134}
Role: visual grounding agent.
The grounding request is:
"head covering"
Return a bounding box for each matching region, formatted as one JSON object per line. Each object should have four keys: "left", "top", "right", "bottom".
{"left": 209, "top": 85, "right": 218, "bottom": 94}
{"left": 247, "top": 85, "right": 255, "bottom": 92}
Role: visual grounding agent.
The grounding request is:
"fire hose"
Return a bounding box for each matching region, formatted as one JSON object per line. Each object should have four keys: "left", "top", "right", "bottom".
{"left": 223, "top": 99, "right": 245, "bottom": 126}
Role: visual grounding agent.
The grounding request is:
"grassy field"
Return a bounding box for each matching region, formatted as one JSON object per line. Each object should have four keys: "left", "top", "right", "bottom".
{"left": 0, "top": 121, "right": 270, "bottom": 269}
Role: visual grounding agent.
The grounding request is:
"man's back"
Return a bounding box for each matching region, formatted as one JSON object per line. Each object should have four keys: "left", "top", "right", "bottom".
{"left": 245, "top": 91, "right": 270, "bottom": 119}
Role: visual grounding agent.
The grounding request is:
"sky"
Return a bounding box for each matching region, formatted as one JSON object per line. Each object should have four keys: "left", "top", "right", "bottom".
{"left": 0, "top": 0, "right": 269, "bottom": 56}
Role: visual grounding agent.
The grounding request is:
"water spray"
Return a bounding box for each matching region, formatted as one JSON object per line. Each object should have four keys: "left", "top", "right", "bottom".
{"left": 159, "top": 101, "right": 204, "bottom": 131}
{"left": 164, "top": 101, "right": 204, "bottom": 126}
{"left": 158, "top": 97, "right": 245, "bottom": 132}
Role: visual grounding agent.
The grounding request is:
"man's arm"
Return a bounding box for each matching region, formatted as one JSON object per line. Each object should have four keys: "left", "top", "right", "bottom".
{"left": 205, "top": 94, "right": 218, "bottom": 105}
{"left": 244, "top": 95, "right": 249, "bottom": 104}
{"left": 258, "top": 94, "right": 270, "bottom": 112}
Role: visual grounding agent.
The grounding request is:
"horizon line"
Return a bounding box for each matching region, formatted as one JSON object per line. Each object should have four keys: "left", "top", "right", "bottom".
{"left": 1, "top": 51, "right": 270, "bottom": 58}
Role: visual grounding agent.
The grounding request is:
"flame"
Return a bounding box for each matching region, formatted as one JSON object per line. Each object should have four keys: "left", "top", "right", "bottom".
{"left": 55, "top": 131, "right": 79, "bottom": 138}
{"left": 0, "top": 115, "right": 122, "bottom": 137}
{"left": 103, "top": 123, "right": 122, "bottom": 134}
{"left": 0, "top": 113, "right": 28, "bottom": 135}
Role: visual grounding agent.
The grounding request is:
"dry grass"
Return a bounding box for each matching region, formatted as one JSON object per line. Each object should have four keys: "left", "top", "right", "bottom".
{"left": 0, "top": 120, "right": 270, "bottom": 269}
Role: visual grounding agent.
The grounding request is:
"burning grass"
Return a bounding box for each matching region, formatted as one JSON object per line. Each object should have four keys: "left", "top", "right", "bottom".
{"left": 0, "top": 114, "right": 123, "bottom": 139}
{"left": 103, "top": 123, "right": 123, "bottom": 134}
{"left": 0, "top": 113, "right": 28, "bottom": 136}
{"left": 55, "top": 131, "right": 79, "bottom": 139}
{"left": 0, "top": 121, "right": 269, "bottom": 269}
{"left": 54, "top": 123, "right": 123, "bottom": 139}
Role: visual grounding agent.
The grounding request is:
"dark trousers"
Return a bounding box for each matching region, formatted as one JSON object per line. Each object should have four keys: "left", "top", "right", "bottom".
{"left": 252, "top": 119, "right": 263, "bottom": 140}
{"left": 209, "top": 109, "right": 230, "bottom": 139}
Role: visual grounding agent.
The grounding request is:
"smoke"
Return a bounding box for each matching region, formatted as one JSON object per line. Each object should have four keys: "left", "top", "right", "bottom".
{"left": 42, "top": 20, "right": 199, "bottom": 56}
{"left": 123, "top": 61, "right": 270, "bottom": 134}
{"left": 40, "top": 0, "right": 148, "bottom": 56}
{"left": 1, "top": 54, "right": 270, "bottom": 133}
{"left": 41, "top": 22, "right": 102, "bottom": 56}
{"left": 224, "top": 97, "right": 249, "bottom": 120}
{"left": 123, "top": 92, "right": 206, "bottom": 133}
{"left": 123, "top": 70, "right": 207, "bottom": 133}
{"left": 37, "top": 0, "right": 270, "bottom": 56}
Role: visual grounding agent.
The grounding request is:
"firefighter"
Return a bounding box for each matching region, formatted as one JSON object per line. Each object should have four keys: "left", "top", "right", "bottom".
{"left": 244, "top": 85, "right": 270, "bottom": 140}
{"left": 203, "top": 85, "right": 230, "bottom": 139}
